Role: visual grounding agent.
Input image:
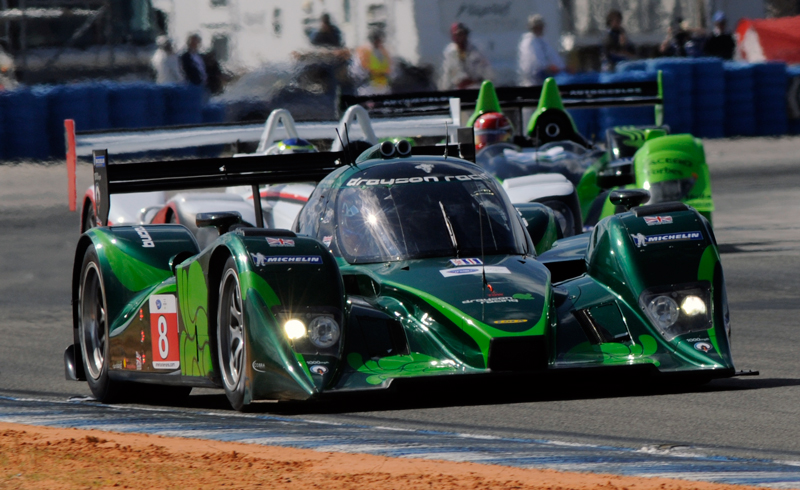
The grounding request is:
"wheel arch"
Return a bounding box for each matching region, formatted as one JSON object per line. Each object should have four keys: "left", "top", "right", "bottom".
{"left": 206, "top": 244, "right": 235, "bottom": 379}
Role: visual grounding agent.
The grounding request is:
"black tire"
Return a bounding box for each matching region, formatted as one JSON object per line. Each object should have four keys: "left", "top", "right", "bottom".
{"left": 217, "top": 256, "right": 249, "bottom": 411}
{"left": 81, "top": 202, "right": 97, "bottom": 233}
{"left": 78, "top": 246, "right": 121, "bottom": 402}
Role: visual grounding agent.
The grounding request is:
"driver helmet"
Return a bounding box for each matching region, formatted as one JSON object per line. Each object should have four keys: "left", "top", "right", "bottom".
{"left": 265, "top": 138, "right": 317, "bottom": 155}
{"left": 474, "top": 112, "right": 513, "bottom": 151}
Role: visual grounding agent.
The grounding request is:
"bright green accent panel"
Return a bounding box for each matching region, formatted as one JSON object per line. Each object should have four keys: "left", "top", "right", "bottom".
{"left": 634, "top": 134, "right": 714, "bottom": 213}
{"left": 467, "top": 80, "right": 503, "bottom": 127}
{"left": 177, "top": 260, "right": 209, "bottom": 377}
{"left": 566, "top": 335, "right": 659, "bottom": 366}
{"left": 239, "top": 270, "right": 281, "bottom": 308}
{"left": 153, "top": 283, "right": 176, "bottom": 294}
{"left": 526, "top": 78, "right": 578, "bottom": 136}
{"left": 383, "top": 280, "right": 550, "bottom": 364}
{"left": 347, "top": 352, "right": 459, "bottom": 385}
{"left": 513, "top": 293, "right": 534, "bottom": 300}
{"left": 94, "top": 230, "right": 170, "bottom": 292}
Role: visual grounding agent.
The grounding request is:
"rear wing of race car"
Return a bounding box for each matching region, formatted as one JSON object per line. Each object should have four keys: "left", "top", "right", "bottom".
{"left": 339, "top": 74, "right": 665, "bottom": 127}
{"left": 90, "top": 137, "right": 476, "bottom": 227}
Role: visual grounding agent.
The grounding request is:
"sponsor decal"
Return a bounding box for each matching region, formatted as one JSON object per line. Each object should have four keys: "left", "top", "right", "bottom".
{"left": 630, "top": 231, "right": 703, "bottom": 248}
{"left": 462, "top": 296, "right": 519, "bottom": 305}
{"left": 266, "top": 237, "right": 295, "bottom": 247}
{"left": 322, "top": 236, "right": 333, "bottom": 247}
{"left": 112, "top": 361, "right": 122, "bottom": 370}
{"left": 643, "top": 216, "right": 673, "bottom": 226}
{"left": 450, "top": 258, "right": 483, "bottom": 266}
{"left": 252, "top": 361, "right": 267, "bottom": 373}
{"left": 686, "top": 337, "right": 710, "bottom": 342}
{"left": 415, "top": 164, "right": 435, "bottom": 174}
{"left": 512, "top": 293, "right": 534, "bottom": 300}
{"left": 251, "top": 253, "right": 322, "bottom": 266}
{"left": 346, "top": 174, "right": 486, "bottom": 187}
{"left": 149, "top": 295, "right": 180, "bottom": 370}
{"left": 493, "top": 319, "right": 528, "bottom": 324}
{"left": 310, "top": 365, "right": 329, "bottom": 375}
{"left": 694, "top": 341, "right": 713, "bottom": 353}
{"left": 134, "top": 226, "right": 155, "bottom": 248}
{"left": 94, "top": 155, "right": 106, "bottom": 167}
{"left": 440, "top": 266, "right": 510, "bottom": 277}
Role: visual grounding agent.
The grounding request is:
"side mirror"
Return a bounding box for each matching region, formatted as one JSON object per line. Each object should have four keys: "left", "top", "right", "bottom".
{"left": 596, "top": 160, "right": 635, "bottom": 189}
{"left": 196, "top": 211, "right": 243, "bottom": 235}
{"left": 609, "top": 189, "right": 650, "bottom": 210}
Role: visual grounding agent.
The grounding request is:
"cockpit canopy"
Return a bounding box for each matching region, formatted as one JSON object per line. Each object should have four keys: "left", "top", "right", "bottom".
{"left": 295, "top": 160, "right": 530, "bottom": 264}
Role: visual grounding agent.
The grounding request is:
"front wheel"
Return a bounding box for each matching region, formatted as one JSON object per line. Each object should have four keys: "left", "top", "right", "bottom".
{"left": 217, "top": 257, "right": 249, "bottom": 411}
{"left": 78, "top": 246, "right": 120, "bottom": 402}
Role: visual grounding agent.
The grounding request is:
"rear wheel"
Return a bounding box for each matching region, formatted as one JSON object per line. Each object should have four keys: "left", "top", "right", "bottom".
{"left": 217, "top": 257, "right": 248, "bottom": 411}
{"left": 81, "top": 202, "right": 97, "bottom": 233}
{"left": 79, "top": 246, "right": 120, "bottom": 402}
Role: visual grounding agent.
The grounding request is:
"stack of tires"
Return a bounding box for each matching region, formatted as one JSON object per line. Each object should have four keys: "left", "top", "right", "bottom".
{"left": 723, "top": 62, "right": 756, "bottom": 137}
{"left": 164, "top": 84, "right": 204, "bottom": 126}
{"left": 689, "top": 58, "right": 725, "bottom": 138}
{"left": 753, "top": 62, "right": 788, "bottom": 136}
{"left": 647, "top": 59, "right": 692, "bottom": 134}
{"left": 555, "top": 72, "right": 600, "bottom": 140}
{"left": 597, "top": 71, "right": 659, "bottom": 135}
{"left": 5, "top": 88, "right": 50, "bottom": 160}
{"left": 615, "top": 60, "right": 648, "bottom": 72}
{"left": 85, "top": 83, "right": 111, "bottom": 131}
{"left": 46, "top": 85, "right": 92, "bottom": 158}
{"left": 108, "top": 83, "right": 149, "bottom": 129}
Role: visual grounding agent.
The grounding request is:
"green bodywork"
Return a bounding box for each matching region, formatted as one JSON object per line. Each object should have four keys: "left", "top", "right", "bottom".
{"left": 71, "top": 154, "right": 734, "bottom": 406}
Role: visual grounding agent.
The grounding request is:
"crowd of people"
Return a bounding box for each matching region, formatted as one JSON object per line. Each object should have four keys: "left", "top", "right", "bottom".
{"left": 151, "top": 10, "right": 739, "bottom": 98}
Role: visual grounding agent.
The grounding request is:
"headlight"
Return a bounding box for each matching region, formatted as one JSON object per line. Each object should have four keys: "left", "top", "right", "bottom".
{"left": 646, "top": 296, "right": 680, "bottom": 330}
{"left": 639, "top": 283, "right": 712, "bottom": 341}
{"left": 308, "top": 316, "right": 340, "bottom": 348}
{"left": 284, "top": 319, "right": 306, "bottom": 340}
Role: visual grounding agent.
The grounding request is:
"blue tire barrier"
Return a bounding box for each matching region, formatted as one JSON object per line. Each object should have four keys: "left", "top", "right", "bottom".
{"left": 647, "top": 59, "right": 692, "bottom": 133}
{"left": 752, "top": 62, "right": 788, "bottom": 136}
{"left": 46, "top": 85, "right": 93, "bottom": 158}
{"left": 144, "top": 84, "right": 166, "bottom": 128}
{"left": 554, "top": 72, "right": 600, "bottom": 85}
{"left": 598, "top": 72, "right": 658, "bottom": 134}
{"left": 85, "top": 83, "right": 111, "bottom": 131}
{"left": 4, "top": 88, "right": 50, "bottom": 160}
{"left": 164, "top": 84, "right": 204, "bottom": 126}
{"left": 108, "top": 83, "right": 148, "bottom": 129}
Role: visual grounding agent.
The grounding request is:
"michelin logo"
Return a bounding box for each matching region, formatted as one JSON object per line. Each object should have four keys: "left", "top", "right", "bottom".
{"left": 251, "top": 253, "right": 322, "bottom": 266}
{"left": 440, "top": 266, "right": 510, "bottom": 277}
{"left": 631, "top": 231, "right": 703, "bottom": 248}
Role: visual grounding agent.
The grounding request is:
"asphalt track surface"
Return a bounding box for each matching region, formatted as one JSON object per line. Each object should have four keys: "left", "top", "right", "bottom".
{"left": 1, "top": 137, "right": 799, "bottom": 467}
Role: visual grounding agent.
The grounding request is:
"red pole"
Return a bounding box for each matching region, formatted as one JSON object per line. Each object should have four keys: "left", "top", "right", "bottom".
{"left": 65, "top": 119, "right": 77, "bottom": 212}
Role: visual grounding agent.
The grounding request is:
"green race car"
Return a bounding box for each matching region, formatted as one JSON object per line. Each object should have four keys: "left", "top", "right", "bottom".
{"left": 65, "top": 141, "right": 740, "bottom": 411}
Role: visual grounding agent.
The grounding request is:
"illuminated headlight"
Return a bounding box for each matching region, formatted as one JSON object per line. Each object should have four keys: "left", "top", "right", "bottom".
{"left": 639, "top": 284, "right": 711, "bottom": 341}
{"left": 308, "top": 316, "right": 340, "bottom": 348}
{"left": 284, "top": 319, "right": 306, "bottom": 340}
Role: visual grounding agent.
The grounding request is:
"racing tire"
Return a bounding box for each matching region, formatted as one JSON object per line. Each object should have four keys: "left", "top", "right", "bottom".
{"left": 78, "top": 246, "right": 121, "bottom": 403}
{"left": 217, "top": 257, "right": 249, "bottom": 411}
{"left": 81, "top": 203, "right": 97, "bottom": 233}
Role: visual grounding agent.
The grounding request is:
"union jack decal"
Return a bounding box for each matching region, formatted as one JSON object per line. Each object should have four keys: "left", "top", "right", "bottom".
{"left": 643, "top": 216, "right": 673, "bottom": 226}
{"left": 266, "top": 237, "right": 295, "bottom": 247}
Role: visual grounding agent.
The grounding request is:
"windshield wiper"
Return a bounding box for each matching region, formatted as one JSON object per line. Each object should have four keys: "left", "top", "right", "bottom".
{"left": 439, "top": 201, "right": 459, "bottom": 257}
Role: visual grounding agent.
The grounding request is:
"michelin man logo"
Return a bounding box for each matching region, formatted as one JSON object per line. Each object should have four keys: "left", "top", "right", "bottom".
{"left": 631, "top": 233, "right": 647, "bottom": 248}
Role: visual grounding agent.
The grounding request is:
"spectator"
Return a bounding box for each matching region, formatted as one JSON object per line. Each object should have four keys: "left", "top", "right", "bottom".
{"left": 439, "top": 22, "right": 493, "bottom": 91}
{"left": 352, "top": 27, "right": 394, "bottom": 95}
{"left": 152, "top": 36, "right": 184, "bottom": 84}
{"left": 518, "top": 14, "right": 565, "bottom": 86}
{"left": 203, "top": 49, "right": 230, "bottom": 95}
{"left": 660, "top": 18, "right": 691, "bottom": 57}
{"left": 180, "top": 34, "right": 207, "bottom": 86}
{"left": 703, "top": 11, "right": 736, "bottom": 60}
{"left": 602, "top": 10, "right": 635, "bottom": 71}
{"left": 311, "top": 13, "right": 343, "bottom": 48}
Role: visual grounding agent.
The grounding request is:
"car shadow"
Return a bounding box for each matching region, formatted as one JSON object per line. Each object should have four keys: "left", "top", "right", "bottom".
{"left": 169, "top": 374, "right": 800, "bottom": 415}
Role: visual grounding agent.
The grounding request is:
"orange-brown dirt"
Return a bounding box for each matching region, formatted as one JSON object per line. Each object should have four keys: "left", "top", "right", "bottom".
{"left": 0, "top": 422, "right": 762, "bottom": 490}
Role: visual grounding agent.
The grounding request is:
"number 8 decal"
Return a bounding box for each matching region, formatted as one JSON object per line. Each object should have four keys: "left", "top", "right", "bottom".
{"left": 158, "top": 316, "right": 169, "bottom": 358}
{"left": 149, "top": 295, "right": 180, "bottom": 370}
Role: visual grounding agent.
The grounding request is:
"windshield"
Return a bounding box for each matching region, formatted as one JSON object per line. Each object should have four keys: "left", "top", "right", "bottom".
{"left": 335, "top": 164, "right": 525, "bottom": 264}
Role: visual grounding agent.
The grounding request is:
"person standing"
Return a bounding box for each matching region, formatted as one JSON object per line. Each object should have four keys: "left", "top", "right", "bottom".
{"left": 311, "top": 13, "right": 344, "bottom": 48}
{"left": 352, "top": 27, "right": 393, "bottom": 95}
{"left": 703, "top": 11, "right": 736, "bottom": 60}
{"left": 180, "top": 33, "right": 207, "bottom": 87}
{"left": 152, "top": 36, "right": 184, "bottom": 84}
{"left": 602, "top": 10, "right": 635, "bottom": 71}
{"left": 438, "top": 22, "right": 493, "bottom": 91}
{"left": 518, "top": 14, "right": 565, "bottom": 86}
